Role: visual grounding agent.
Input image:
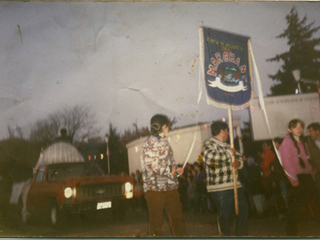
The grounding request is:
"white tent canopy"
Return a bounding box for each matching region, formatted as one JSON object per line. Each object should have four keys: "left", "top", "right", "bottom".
{"left": 35, "top": 141, "right": 85, "bottom": 169}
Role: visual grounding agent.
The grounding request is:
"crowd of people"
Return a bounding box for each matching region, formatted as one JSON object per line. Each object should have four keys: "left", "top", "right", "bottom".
{"left": 240, "top": 139, "right": 288, "bottom": 220}
{"left": 239, "top": 120, "right": 320, "bottom": 236}
{"left": 177, "top": 162, "right": 209, "bottom": 213}
{"left": 135, "top": 114, "right": 320, "bottom": 237}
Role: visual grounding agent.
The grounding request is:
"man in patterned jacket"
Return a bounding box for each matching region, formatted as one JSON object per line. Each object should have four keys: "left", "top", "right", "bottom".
{"left": 202, "top": 121, "right": 248, "bottom": 236}
{"left": 141, "top": 114, "right": 187, "bottom": 237}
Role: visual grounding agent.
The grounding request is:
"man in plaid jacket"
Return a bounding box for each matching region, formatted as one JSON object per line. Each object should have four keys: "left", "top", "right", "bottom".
{"left": 202, "top": 121, "right": 248, "bottom": 236}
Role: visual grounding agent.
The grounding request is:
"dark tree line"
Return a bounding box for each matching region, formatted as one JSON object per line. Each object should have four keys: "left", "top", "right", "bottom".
{"left": 1, "top": 105, "right": 99, "bottom": 181}
{"left": 0, "top": 105, "right": 154, "bottom": 177}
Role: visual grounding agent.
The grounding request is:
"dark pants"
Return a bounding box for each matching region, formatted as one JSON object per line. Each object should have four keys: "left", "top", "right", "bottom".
{"left": 145, "top": 189, "right": 188, "bottom": 237}
{"left": 194, "top": 190, "right": 207, "bottom": 212}
{"left": 286, "top": 174, "right": 320, "bottom": 236}
{"left": 314, "top": 172, "right": 320, "bottom": 194}
{"left": 210, "top": 188, "right": 248, "bottom": 236}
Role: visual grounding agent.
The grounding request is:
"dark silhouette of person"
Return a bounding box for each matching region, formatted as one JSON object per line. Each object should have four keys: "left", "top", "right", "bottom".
{"left": 54, "top": 128, "right": 72, "bottom": 143}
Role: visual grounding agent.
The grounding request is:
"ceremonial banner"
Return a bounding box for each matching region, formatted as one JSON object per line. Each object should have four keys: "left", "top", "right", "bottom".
{"left": 200, "top": 27, "right": 253, "bottom": 110}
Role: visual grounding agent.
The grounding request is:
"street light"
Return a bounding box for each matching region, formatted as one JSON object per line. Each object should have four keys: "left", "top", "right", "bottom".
{"left": 292, "top": 69, "right": 302, "bottom": 94}
{"left": 292, "top": 69, "right": 320, "bottom": 94}
{"left": 105, "top": 135, "right": 110, "bottom": 175}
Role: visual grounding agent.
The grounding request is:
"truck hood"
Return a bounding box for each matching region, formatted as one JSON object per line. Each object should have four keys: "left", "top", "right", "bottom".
{"left": 49, "top": 175, "right": 132, "bottom": 186}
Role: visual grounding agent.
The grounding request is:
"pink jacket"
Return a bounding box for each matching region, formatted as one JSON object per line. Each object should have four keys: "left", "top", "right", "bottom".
{"left": 278, "top": 135, "right": 312, "bottom": 185}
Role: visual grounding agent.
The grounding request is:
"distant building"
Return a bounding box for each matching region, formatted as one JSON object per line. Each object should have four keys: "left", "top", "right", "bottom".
{"left": 250, "top": 92, "right": 320, "bottom": 140}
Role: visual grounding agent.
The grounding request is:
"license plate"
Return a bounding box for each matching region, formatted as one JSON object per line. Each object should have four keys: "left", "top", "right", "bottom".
{"left": 97, "top": 201, "right": 112, "bottom": 210}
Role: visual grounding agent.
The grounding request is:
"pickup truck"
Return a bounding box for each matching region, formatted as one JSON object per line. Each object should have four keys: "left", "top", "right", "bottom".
{"left": 22, "top": 161, "right": 133, "bottom": 226}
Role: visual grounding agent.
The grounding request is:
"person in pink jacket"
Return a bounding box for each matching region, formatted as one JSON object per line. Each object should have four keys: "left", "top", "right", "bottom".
{"left": 278, "top": 119, "right": 320, "bottom": 236}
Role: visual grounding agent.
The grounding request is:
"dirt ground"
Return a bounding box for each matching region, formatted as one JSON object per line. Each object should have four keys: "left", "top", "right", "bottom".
{"left": 1, "top": 205, "right": 320, "bottom": 238}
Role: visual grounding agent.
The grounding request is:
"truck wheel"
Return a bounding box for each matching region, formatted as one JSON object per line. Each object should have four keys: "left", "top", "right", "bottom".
{"left": 47, "top": 201, "right": 59, "bottom": 226}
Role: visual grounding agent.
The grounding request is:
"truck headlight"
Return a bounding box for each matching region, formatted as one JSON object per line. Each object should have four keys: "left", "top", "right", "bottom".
{"left": 125, "top": 182, "right": 132, "bottom": 192}
{"left": 64, "top": 187, "right": 76, "bottom": 198}
{"left": 125, "top": 182, "right": 133, "bottom": 199}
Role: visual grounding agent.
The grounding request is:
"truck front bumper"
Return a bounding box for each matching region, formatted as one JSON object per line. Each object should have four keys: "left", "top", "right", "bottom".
{"left": 62, "top": 198, "right": 127, "bottom": 215}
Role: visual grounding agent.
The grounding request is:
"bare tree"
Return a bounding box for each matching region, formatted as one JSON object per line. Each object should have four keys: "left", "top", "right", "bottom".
{"left": 29, "top": 105, "right": 98, "bottom": 146}
{"left": 7, "top": 125, "right": 15, "bottom": 139}
{"left": 59, "top": 105, "right": 98, "bottom": 141}
{"left": 29, "top": 119, "right": 59, "bottom": 145}
{"left": 7, "top": 125, "right": 24, "bottom": 139}
{"left": 121, "top": 124, "right": 150, "bottom": 145}
{"left": 15, "top": 125, "right": 24, "bottom": 139}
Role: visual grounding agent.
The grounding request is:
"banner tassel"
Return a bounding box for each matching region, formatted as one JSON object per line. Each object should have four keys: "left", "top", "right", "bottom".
{"left": 249, "top": 40, "right": 296, "bottom": 182}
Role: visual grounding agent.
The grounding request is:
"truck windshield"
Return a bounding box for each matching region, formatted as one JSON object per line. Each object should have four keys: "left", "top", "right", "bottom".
{"left": 47, "top": 163, "right": 103, "bottom": 181}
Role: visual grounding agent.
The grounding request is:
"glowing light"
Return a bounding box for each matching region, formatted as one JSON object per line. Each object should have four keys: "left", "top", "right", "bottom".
{"left": 100, "top": 154, "right": 104, "bottom": 159}
{"left": 125, "top": 182, "right": 133, "bottom": 199}
{"left": 88, "top": 155, "right": 91, "bottom": 161}
{"left": 64, "top": 187, "right": 73, "bottom": 198}
{"left": 135, "top": 146, "right": 138, "bottom": 152}
{"left": 126, "top": 192, "right": 133, "bottom": 199}
{"left": 222, "top": 118, "right": 226, "bottom": 122}
{"left": 64, "top": 187, "right": 76, "bottom": 198}
{"left": 125, "top": 182, "right": 132, "bottom": 192}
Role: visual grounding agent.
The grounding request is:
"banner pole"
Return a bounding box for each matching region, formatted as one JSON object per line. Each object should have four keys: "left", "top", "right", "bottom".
{"left": 228, "top": 106, "right": 239, "bottom": 215}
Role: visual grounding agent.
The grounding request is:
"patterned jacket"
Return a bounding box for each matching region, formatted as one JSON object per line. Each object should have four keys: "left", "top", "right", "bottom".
{"left": 141, "top": 135, "right": 179, "bottom": 192}
{"left": 202, "top": 137, "right": 243, "bottom": 192}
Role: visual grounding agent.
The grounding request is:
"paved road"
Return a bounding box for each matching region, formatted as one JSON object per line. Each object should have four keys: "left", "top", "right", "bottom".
{"left": 1, "top": 206, "right": 320, "bottom": 237}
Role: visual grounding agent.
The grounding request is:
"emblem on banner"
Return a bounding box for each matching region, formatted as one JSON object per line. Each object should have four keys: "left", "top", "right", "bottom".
{"left": 207, "top": 62, "right": 248, "bottom": 92}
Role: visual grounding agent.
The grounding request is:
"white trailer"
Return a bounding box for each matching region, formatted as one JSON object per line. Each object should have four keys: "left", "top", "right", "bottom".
{"left": 126, "top": 117, "right": 243, "bottom": 174}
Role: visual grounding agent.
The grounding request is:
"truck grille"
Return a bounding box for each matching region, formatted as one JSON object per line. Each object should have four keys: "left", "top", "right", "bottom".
{"left": 76, "top": 182, "right": 124, "bottom": 201}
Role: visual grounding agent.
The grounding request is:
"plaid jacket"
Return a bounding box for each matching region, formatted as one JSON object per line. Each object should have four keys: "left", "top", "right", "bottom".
{"left": 202, "top": 137, "right": 243, "bottom": 192}
{"left": 141, "top": 135, "right": 178, "bottom": 192}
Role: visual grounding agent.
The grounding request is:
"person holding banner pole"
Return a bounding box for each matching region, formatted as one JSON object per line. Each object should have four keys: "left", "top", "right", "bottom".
{"left": 202, "top": 121, "right": 248, "bottom": 236}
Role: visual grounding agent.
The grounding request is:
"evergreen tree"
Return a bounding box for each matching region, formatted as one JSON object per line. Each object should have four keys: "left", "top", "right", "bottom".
{"left": 106, "top": 123, "right": 122, "bottom": 174}
{"left": 267, "top": 7, "right": 320, "bottom": 96}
